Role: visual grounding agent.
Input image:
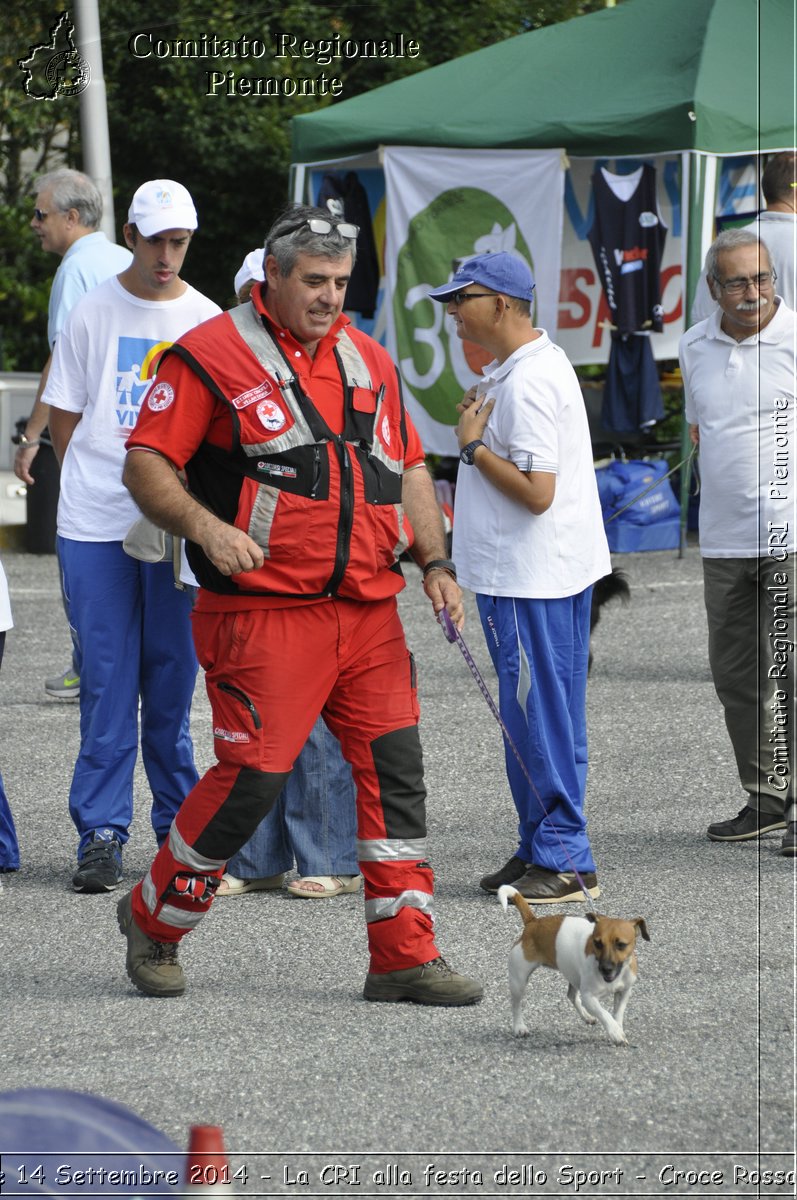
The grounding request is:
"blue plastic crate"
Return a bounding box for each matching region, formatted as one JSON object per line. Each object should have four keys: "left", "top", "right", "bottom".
{"left": 604, "top": 515, "right": 681, "bottom": 552}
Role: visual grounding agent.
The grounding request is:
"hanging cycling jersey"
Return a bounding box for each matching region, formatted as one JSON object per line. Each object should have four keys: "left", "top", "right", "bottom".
{"left": 587, "top": 163, "right": 667, "bottom": 334}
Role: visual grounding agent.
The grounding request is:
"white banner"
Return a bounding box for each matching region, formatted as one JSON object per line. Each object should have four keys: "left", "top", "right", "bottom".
{"left": 384, "top": 146, "right": 564, "bottom": 455}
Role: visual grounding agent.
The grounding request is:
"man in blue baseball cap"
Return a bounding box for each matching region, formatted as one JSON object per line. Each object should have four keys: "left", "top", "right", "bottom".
{"left": 429, "top": 251, "right": 611, "bottom": 903}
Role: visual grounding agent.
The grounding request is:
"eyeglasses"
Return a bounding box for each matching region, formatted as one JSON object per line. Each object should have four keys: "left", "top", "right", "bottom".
{"left": 448, "top": 291, "right": 497, "bottom": 306}
{"left": 712, "top": 270, "right": 777, "bottom": 296}
{"left": 276, "top": 217, "right": 359, "bottom": 240}
{"left": 33, "top": 208, "right": 49, "bottom": 221}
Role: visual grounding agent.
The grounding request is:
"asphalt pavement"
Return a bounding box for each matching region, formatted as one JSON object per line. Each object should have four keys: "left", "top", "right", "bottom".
{"left": 0, "top": 541, "right": 794, "bottom": 1197}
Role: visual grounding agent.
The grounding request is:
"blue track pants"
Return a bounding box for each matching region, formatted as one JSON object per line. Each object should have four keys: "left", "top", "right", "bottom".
{"left": 476, "top": 590, "right": 596, "bottom": 873}
{"left": 58, "top": 538, "right": 199, "bottom": 855}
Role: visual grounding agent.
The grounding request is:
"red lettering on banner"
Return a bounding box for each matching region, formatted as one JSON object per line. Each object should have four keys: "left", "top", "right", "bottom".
{"left": 558, "top": 263, "right": 682, "bottom": 354}
{"left": 558, "top": 268, "right": 594, "bottom": 329}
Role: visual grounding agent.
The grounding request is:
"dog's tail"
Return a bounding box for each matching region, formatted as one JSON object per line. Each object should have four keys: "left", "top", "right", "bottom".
{"left": 590, "top": 567, "right": 631, "bottom": 623}
{"left": 498, "top": 884, "right": 536, "bottom": 926}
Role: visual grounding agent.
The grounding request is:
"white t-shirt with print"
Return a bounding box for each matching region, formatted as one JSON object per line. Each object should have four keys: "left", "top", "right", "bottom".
{"left": 44, "top": 275, "right": 220, "bottom": 542}
{"left": 452, "top": 331, "right": 611, "bottom": 599}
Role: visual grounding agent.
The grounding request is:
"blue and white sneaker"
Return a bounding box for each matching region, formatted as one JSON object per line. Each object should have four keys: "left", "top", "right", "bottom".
{"left": 72, "top": 830, "right": 123, "bottom": 893}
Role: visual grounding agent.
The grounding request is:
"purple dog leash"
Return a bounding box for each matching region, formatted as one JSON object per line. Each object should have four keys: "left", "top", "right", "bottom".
{"left": 438, "top": 607, "right": 597, "bottom": 911}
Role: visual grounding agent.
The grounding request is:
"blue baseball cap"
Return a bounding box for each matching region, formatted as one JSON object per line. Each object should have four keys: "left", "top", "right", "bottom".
{"left": 428, "top": 251, "right": 535, "bottom": 303}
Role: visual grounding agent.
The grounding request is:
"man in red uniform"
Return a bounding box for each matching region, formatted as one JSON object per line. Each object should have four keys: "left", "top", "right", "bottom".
{"left": 117, "top": 206, "right": 483, "bottom": 1007}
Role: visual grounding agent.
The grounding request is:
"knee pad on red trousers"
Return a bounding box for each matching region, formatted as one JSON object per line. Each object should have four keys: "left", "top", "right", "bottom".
{"left": 134, "top": 767, "right": 290, "bottom": 941}
{"left": 185, "top": 766, "right": 291, "bottom": 861}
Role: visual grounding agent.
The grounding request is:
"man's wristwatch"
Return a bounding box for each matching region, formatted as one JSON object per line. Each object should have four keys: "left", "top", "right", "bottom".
{"left": 459, "top": 439, "right": 484, "bottom": 465}
{"left": 422, "top": 558, "right": 457, "bottom": 581}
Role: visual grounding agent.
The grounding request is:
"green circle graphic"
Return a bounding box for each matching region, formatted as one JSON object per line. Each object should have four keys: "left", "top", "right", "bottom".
{"left": 394, "top": 188, "right": 534, "bottom": 426}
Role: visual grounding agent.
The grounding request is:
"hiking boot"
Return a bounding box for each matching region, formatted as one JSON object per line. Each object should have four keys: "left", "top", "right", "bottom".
{"left": 116, "top": 890, "right": 185, "bottom": 997}
{"left": 45, "top": 668, "right": 80, "bottom": 700}
{"left": 781, "top": 822, "right": 797, "bottom": 858}
{"left": 72, "top": 831, "right": 123, "bottom": 892}
{"left": 363, "top": 957, "right": 483, "bottom": 1006}
{"left": 479, "top": 854, "right": 530, "bottom": 894}
{"left": 514, "top": 864, "right": 600, "bottom": 903}
{"left": 707, "top": 805, "right": 786, "bottom": 841}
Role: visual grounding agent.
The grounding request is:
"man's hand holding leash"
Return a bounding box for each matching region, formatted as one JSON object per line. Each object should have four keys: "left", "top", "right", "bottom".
{"left": 423, "top": 565, "right": 464, "bottom": 631}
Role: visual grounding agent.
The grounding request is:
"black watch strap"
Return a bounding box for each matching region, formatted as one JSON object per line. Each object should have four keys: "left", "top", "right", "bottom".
{"left": 422, "top": 558, "right": 457, "bottom": 580}
{"left": 460, "top": 439, "right": 484, "bottom": 465}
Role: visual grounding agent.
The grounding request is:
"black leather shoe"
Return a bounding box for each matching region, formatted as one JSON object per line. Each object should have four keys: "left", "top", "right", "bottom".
{"left": 513, "top": 865, "right": 600, "bottom": 903}
{"left": 479, "top": 854, "right": 530, "bottom": 894}
{"left": 781, "top": 822, "right": 797, "bottom": 857}
{"left": 707, "top": 806, "right": 786, "bottom": 841}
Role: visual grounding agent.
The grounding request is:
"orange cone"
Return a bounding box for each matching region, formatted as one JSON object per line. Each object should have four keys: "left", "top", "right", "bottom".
{"left": 185, "top": 1125, "right": 231, "bottom": 1194}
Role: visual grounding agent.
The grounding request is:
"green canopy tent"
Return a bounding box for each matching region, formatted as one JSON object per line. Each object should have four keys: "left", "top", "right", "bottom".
{"left": 293, "top": 0, "right": 794, "bottom": 308}
{"left": 290, "top": 0, "right": 796, "bottom": 547}
{"left": 293, "top": 0, "right": 793, "bottom": 160}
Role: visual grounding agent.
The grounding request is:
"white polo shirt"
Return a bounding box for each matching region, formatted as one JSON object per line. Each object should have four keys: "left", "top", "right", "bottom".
{"left": 452, "top": 332, "right": 611, "bottom": 599}
{"left": 679, "top": 300, "right": 797, "bottom": 558}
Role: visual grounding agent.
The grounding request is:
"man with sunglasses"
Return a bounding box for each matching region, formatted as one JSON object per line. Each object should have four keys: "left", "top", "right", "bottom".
{"left": 117, "top": 205, "right": 482, "bottom": 1007}
{"left": 17, "top": 169, "right": 133, "bottom": 699}
{"left": 680, "top": 229, "right": 796, "bottom": 857}
{"left": 429, "top": 252, "right": 611, "bottom": 904}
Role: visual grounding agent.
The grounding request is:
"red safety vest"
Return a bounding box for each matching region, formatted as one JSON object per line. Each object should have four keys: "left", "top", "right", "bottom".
{"left": 165, "top": 304, "right": 412, "bottom": 602}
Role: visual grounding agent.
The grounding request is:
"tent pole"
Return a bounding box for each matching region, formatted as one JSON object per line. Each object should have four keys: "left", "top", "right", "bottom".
{"left": 290, "top": 163, "right": 307, "bottom": 205}
{"left": 678, "top": 152, "right": 718, "bottom": 557}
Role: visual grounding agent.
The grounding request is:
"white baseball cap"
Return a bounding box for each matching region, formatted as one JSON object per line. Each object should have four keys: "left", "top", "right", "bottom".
{"left": 128, "top": 179, "right": 198, "bottom": 237}
{"left": 234, "top": 249, "right": 266, "bottom": 297}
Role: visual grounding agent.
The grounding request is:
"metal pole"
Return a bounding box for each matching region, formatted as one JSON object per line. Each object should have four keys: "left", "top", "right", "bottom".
{"left": 74, "top": 0, "right": 118, "bottom": 242}
{"left": 678, "top": 151, "right": 718, "bottom": 557}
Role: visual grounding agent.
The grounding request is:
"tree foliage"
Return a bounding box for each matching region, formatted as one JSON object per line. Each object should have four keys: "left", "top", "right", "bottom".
{"left": 1, "top": 0, "right": 613, "bottom": 369}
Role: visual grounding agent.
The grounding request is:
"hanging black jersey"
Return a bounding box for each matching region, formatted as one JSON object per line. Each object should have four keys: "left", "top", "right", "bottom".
{"left": 587, "top": 164, "right": 667, "bottom": 334}
{"left": 317, "top": 171, "right": 380, "bottom": 318}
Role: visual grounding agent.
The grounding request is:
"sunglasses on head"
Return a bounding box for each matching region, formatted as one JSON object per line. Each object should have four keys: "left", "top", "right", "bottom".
{"left": 277, "top": 217, "right": 359, "bottom": 240}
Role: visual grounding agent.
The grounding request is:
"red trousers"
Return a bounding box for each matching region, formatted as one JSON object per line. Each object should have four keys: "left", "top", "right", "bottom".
{"left": 131, "top": 597, "right": 439, "bottom": 972}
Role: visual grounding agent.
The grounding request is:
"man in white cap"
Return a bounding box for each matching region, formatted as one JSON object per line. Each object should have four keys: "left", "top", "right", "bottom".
{"left": 44, "top": 180, "right": 220, "bottom": 893}
{"left": 233, "top": 248, "right": 266, "bottom": 303}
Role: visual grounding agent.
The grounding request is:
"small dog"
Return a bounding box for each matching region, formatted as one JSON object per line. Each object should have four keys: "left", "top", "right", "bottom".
{"left": 498, "top": 884, "right": 649, "bottom": 1045}
{"left": 589, "top": 568, "right": 630, "bottom": 671}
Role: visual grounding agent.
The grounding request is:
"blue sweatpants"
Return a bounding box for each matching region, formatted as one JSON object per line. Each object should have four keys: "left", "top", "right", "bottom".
{"left": 0, "top": 772, "right": 19, "bottom": 871}
{"left": 0, "top": 631, "right": 19, "bottom": 871}
{"left": 58, "top": 538, "right": 199, "bottom": 856}
{"left": 476, "top": 590, "right": 596, "bottom": 873}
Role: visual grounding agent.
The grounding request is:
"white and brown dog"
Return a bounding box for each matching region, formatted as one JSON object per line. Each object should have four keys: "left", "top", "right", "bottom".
{"left": 498, "top": 884, "right": 649, "bottom": 1045}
